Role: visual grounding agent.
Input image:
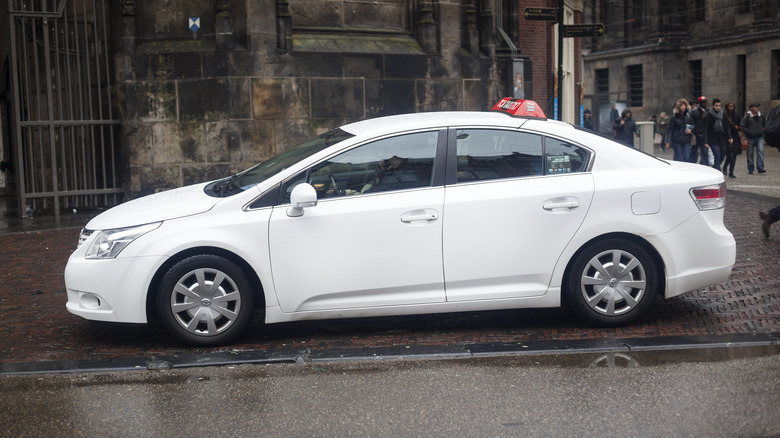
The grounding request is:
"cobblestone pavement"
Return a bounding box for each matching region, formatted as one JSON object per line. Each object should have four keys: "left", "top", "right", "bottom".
{"left": 0, "top": 190, "right": 778, "bottom": 368}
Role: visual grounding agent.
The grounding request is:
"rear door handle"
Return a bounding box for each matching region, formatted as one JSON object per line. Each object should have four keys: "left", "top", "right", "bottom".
{"left": 543, "top": 198, "right": 579, "bottom": 210}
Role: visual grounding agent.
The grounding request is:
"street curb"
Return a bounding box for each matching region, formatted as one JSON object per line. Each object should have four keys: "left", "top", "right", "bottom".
{"left": 2, "top": 332, "right": 778, "bottom": 376}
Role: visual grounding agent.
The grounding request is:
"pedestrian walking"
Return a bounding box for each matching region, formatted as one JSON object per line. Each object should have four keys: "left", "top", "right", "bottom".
{"left": 741, "top": 103, "right": 766, "bottom": 174}
{"left": 704, "top": 98, "right": 727, "bottom": 172}
{"left": 690, "top": 96, "right": 710, "bottom": 165}
{"left": 613, "top": 108, "right": 638, "bottom": 147}
{"left": 759, "top": 205, "right": 780, "bottom": 238}
{"left": 583, "top": 108, "right": 594, "bottom": 130}
{"left": 723, "top": 102, "right": 742, "bottom": 179}
{"left": 609, "top": 103, "right": 620, "bottom": 126}
{"left": 665, "top": 98, "right": 693, "bottom": 162}
{"left": 658, "top": 111, "right": 669, "bottom": 142}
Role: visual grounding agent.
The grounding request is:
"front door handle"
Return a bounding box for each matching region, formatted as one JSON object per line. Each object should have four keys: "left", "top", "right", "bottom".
{"left": 401, "top": 211, "right": 439, "bottom": 223}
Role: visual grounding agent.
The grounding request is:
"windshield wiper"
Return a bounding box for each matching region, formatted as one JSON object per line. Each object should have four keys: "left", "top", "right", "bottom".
{"left": 207, "top": 174, "right": 242, "bottom": 197}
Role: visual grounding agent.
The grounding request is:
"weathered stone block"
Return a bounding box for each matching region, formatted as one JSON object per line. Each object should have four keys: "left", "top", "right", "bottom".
{"left": 288, "top": 53, "right": 344, "bottom": 77}
{"left": 152, "top": 123, "right": 206, "bottom": 164}
{"left": 129, "top": 165, "right": 153, "bottom": 196}
{"left": 252, "top": 78, "right": 310, "bottom": 118}
{"left": 415, "top": 79, "right": 464, "bottom": 111}
{"left": 205, "top": 120, "right": 275, "bottom": 164}
{"left": 121, "top": 81, "right": 177, "bottom": 122}
{"left": 123, "top": 124, "right": 154, "bottom": 166}
{"left": 344, "top": 54, "right": 383, "bottom": 78}
{"left": 365, "top": 79, "right": 416, "bottom": 117}
{"left": 343, "top": 2, "right": 406, "bottom": 30}
{"left": 203, "top": 50, "right": 258, "bottom": 77}
{"left": 152, "top": 52, "right": 204, "bottom": 79}
{"left": 385, "top": 54, "right": 432, "bottom": 78}
{"left": 179, "top": 78, "right": 252, "bottom": 121}
{"left": 311, "top": 79, "right": 364, "bottom": 118}
{"left": 288, "top": 0, "right": 342, "bottom": 27}
{"left": 273, "top": 119, "right": 323, "bottom": 154}
{"left": 247, "top": 0, "right": 277, "bottom": 35}
{"left": 463, "top": 79, "right": 485, "bottom": 111}
{"left": 152, "top": 165, "right": 182, "bottom": 192}
{"left": 182, "top": 164, "right": 233, "bottom": 185}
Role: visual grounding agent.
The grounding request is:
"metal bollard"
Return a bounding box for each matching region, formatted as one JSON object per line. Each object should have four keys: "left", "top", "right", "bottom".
{"left": 636, "top": 121, "right": 655, "bottom": 155}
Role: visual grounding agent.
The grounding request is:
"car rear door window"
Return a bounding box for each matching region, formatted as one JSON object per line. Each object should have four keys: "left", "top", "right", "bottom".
{"left": 455, "top": 129, "right": 543, "bottom": 182}
{"left": 544, "top": 137, "right": 590, "bottom": 174}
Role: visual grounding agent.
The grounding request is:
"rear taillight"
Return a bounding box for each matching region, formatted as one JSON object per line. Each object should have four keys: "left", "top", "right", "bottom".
{"left": 690, "top": 183, "right": 726, "bottom": 210}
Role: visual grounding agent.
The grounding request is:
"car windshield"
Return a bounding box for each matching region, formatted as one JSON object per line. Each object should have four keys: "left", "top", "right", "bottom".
{"left": 220, "top": 128, "right": 354, "bottom": 194}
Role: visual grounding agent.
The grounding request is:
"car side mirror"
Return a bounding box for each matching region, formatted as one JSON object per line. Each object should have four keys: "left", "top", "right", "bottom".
{"left": 287, "top": 183, "right": 318, "bottom": 217}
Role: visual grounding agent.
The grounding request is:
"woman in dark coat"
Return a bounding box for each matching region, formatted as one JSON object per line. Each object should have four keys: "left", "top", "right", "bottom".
{"left": 665, "top": 99, "right": 693, "bottom": 162}
{"left": 723, "top": 102, "right": 742, "bottom": 178}
{"left": 613, "top": 108, "right": 638, "bottom": 147}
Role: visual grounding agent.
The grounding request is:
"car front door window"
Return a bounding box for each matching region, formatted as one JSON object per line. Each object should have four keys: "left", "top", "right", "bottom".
{"left": 282, "top": 131, "right": 439, "bottom": 202}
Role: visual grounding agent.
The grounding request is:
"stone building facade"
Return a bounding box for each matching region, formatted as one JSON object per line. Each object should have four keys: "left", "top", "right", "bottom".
{"left": 114, "top": 0, "right": 525, "bottom": 197}
{"left": 582, "top": 1, "right": 780, "bottom": 133}
{"left": 1, "top": 0, "right": 585, "bottom": 209}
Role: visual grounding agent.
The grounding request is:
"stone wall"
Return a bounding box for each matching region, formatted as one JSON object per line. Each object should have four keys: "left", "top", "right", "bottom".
{"left": 115, "top": 0, "right": 506, "bottom": 197}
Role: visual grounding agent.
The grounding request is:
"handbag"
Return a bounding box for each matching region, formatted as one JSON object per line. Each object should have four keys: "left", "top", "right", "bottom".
{"left": 741, "top": 136, "right": 748, "bottom": 151}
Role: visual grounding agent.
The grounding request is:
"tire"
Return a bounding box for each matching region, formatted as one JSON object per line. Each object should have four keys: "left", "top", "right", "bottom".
{"left": 567, "top": 239, "right": 658, "bottom": 327}
{"left": 157, "top": 255, "right": 255, "bottom": 346}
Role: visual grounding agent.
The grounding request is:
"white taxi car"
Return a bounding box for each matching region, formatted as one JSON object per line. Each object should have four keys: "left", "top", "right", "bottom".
{"left": 65, "top": 99, "right": 736, "bottom": 346}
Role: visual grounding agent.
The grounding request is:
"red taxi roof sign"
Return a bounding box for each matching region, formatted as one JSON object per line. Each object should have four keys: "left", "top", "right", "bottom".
{"left": 491, "top": 98, "right": 546, "bottom": 119}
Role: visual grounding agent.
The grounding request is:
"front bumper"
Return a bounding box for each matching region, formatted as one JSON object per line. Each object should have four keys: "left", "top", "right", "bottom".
{"left": 65, "top": 253, "right": 166, "bottom": 324}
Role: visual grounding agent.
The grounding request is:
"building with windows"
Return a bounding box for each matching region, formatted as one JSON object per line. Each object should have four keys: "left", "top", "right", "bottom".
{"left": 582, "top": 1, "right": 780, "bottom": 133}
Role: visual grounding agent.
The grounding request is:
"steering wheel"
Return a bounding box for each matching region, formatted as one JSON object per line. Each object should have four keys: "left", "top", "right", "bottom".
{"left": 329, "top": 175, "right": 344, "bottom": 196}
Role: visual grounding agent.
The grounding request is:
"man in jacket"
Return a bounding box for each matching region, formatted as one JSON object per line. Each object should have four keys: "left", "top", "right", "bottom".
{"left": 741, "top": 103, "right": 766, "bottom": 174}
{"left": 690, "top": 96, "right": 710, "bottom": 165}
{"left": 704, "top": 98, "right": 727, "bottom": 172}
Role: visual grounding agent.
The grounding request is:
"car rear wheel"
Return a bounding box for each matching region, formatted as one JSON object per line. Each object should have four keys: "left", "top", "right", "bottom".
{"left": 157, "top": 255, "right": 255, "bottom": 346}
{"left": 567, "top": 239, "right": 658, "bottom": 327}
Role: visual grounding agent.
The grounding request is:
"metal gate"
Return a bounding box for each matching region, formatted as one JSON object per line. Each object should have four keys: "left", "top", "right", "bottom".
{"left": 8, "top": 0, "right": 122, "bottom": 217}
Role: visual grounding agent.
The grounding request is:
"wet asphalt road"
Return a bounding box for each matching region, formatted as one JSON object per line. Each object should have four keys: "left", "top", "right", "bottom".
{"left": 1, "top": 346, "right": 778, "bottom": 437}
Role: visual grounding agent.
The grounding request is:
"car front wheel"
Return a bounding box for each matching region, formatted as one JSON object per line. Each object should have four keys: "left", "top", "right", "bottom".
{"left": 157, "top": 255, "right": 255, "bottom": 346}
{"left": 567, "top": 239, "right": 658, "bottom": 327}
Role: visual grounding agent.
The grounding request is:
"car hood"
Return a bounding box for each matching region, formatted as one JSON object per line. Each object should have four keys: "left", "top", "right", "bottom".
{"left": 86, "top": 183, "right": 219, "bottom": 230}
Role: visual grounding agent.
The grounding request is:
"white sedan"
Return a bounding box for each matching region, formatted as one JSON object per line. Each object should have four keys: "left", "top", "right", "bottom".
{"left": 65, "top": 102, "right": 736, "bottom": 346}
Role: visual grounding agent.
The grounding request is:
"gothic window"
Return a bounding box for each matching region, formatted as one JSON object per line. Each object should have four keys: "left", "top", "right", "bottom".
{"left": 596, "top": 69, "right": 609, "bottom": 96}
{"left": 627, "top": 65, "right": 643, "bottom": 107}
{"left": 690, "top": 60, "right": 703, "bottom": 100}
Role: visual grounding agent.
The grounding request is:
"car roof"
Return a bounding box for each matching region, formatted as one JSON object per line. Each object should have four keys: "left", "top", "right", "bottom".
{"left": 340, "top": 111, "right": 533, "bottom": 136}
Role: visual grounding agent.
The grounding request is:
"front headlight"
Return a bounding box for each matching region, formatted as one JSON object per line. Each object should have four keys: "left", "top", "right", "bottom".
{"left": 85, "top": 222, "right": 162, "bottom": 259}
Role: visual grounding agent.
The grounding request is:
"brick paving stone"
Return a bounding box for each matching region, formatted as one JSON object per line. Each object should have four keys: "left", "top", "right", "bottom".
{"left": 0, "top": 193, "right": 778, "bottom": 365}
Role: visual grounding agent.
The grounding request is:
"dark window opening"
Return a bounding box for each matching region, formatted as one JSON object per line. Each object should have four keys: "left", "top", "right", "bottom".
{"left": 739, "top": 0, "right": 751, "bottom": 15}
{"left": 628, "top": 65, "right": 643, "bottom": 107}
{"left": 596, "top": 69, "right": 609, "bottom": 95}
{"left": 690, "top": 60, "right": 703, "bottom": 101}
{"left": 692, "top": 0, "right": 705, "bottom": 22}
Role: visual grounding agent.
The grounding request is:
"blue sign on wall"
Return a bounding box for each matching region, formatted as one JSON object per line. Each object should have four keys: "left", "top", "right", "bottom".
{"left": 189, "top": 17, "right": 200, "bottom": 33}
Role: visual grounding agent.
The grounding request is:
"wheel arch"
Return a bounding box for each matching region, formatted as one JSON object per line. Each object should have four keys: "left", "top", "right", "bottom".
{"left": 145, "top": 246, "right": 266, "bottom": 320}
{"left": 561, "top": 232, "right": 666, "bottom": 305}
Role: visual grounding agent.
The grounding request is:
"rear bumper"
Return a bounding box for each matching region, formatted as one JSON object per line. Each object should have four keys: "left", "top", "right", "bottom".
{"left": 646, "top": 208, "right": 735, "bottom": 298}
